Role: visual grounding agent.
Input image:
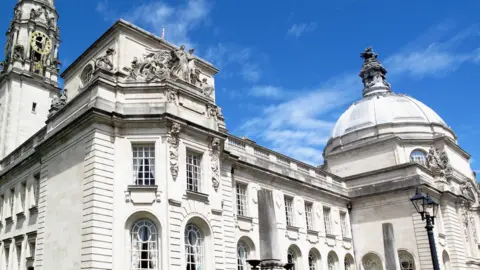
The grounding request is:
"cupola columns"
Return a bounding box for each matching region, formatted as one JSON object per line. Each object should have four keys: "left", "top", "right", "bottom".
{"left": 359, "top": 47, "right": 391, "bottom": 97}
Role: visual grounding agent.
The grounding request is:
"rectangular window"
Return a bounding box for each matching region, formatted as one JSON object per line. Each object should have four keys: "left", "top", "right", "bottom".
{"left": 340, "top": 212, "right": 348, "bottom": 237}
{"left": 323, "top": 207, "right": 332, "bottom": 235}
{"left": 0, "top": 195, "right": 3, "bottom": 220}
{"left": 31, "top": 102, "right": 37, "bottom": 113}
{"left": 186, "top": 151, "right": 202, "bottom": 192}
{"left": 28, "top": 241, "right": 35, "bottom": 259}
{"left": 305, "top": 202, "right": 314, "bottom": 230}
{"left": 236, "top": 183, "right": 248, "bottom": 216}
{"left": 16, "top": 244, "right": 21, "bottom": 269}
{"left": 132, "top": 144, "right": 155, "bottom": 185}
{"left": 34, "top": 174, "right": 40, "bottom": 206}
{"left": 284, "top": 196, "right": 294, "bottom": 226}
{"left": 5, "top": 246, "right": 10, "bottom": 270}
{"left": 10, "top": 189, "right": 14, "bottom": 216}
{"left": 21, "top": 182, "right": 26, "bottom": 211}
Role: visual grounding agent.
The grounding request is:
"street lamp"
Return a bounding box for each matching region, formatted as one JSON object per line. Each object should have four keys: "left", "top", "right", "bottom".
{"left": 410, "top": 188, "right": 440, "bottom": 270}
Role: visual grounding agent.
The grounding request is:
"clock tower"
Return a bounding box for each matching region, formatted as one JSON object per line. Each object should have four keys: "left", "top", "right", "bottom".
{"left": 0, "top": 0, "right": 61, "bottom": 160}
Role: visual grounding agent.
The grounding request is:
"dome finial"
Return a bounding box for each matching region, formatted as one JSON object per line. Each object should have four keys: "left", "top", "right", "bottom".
{"left": 359, "top": 47, "right": 391, "bottom": 96}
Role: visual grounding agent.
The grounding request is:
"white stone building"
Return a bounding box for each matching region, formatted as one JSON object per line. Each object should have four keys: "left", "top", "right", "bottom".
{"left": 0, "top": 1, "right": 478, "bottom": 270}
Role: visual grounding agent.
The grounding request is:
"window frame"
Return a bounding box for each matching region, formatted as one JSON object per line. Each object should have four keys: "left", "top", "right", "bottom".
{"left": 130, "top": 219, "right": 159, "bottom": 270}
{"left": 410, "top": 149, "right": 427, "bottom": 166}
{"left": 305, "top": 202, "right": 314, "bottom": 231}
{"left": 185, "top": 223, "right": 204, "bottom": 270}
{"left": 237, "top": 241, "right": 249, "bottom": 270}
{"left": 340, "top": 211, "right": 349, "bottom": 238}
{"left": 284, "top": 196, "right": 294, "bottom": 227}
{"left": 131, "top": 143, "right": 156, "bottom": 186}
{"left": 186, "top": 149, "right": 203, "bottom": 193}
{"left": 323, "top": 207, "right": 332, "bottom": 235}
{"left": 236, "top": 182, "right": 248, "bottom": 217}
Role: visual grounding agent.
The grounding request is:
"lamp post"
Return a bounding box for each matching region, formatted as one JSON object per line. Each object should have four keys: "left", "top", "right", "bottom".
{"left": 410, "top": 188, "right": 440, "bottom": 270}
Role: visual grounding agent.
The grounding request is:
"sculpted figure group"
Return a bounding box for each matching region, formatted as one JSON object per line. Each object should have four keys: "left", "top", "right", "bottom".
{"left": 123, "top": 44, "right": 214, "bottom": 97}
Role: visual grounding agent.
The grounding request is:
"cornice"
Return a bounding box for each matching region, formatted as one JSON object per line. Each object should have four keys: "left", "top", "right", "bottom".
{"left": 224, "top": 152, "right": 350, "bottom": 201}
{"left": 0, "top": 69, "right": 61, "bottom": 92}
{"left": 343, "top": 162, "right": 431, "bottom": 181}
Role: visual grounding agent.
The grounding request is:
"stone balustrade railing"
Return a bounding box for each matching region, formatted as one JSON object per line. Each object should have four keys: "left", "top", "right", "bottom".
{"left": 225, "top": 135, "right": 347, "bottom": 196}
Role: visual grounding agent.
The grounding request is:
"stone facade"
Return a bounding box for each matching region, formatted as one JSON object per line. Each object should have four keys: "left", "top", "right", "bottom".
{"left": 0, "top": 4, "right": 479, "bottom": 270}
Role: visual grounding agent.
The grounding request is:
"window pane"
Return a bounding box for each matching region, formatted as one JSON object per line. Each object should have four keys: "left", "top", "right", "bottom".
{"left": 185, "top": 224, "right": 204, "bottom": 270}
{"left": 236, "top": 184, "right": 247, "bottom": 216}
{"left": 285, "top": 197, "right": 294, "bottom": 226}
{"left": 186, "top": 152, "right": 202, "bottom": 192}
{"left": 131, "top": 220, "right": 158, "bottom": 270}
{"left": 132, "top": 145, "right": 156, "bottom": 186}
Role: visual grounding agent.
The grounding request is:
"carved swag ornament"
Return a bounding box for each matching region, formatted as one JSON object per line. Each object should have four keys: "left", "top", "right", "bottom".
{"left": 168, "top": 123, "right": 181, "bottom": 181}
{"left": 123, "top": 45, "right": 215, "bottom": 97}
{"left": 48, "top": 89, "right": 68, "bottom": 117}
{"left": 210, "top": 138, "right": 221, "bottom": 191}
{"left": 426, "top": 146, "right": 451, "bottom": 178}
{"left": 94, "top": 48, "right": 115, "bottom": 71}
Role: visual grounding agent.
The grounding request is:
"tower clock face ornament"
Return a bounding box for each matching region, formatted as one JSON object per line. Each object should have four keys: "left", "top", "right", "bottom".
{"left": 30, "top": 31, "right": 52, "bottom": 55}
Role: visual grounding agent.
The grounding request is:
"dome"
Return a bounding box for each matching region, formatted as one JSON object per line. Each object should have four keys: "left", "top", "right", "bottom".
{"left": 332, "top": 92, "right": 447, "bottom": 138}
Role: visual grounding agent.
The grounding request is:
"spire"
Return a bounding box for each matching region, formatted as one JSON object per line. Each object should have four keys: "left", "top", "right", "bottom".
{"left": 359, "top": 47, "right": 391, "bottom": 96}
{"left": 1, "top": 0, "right": 60, "bottom": 85}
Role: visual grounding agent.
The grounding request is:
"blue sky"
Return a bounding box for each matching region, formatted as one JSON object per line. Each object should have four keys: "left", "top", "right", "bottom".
{"left": 1, "top": 0, "right": 480, "bottom": 173}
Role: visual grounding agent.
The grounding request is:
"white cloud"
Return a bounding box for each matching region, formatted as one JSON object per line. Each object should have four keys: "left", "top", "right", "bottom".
{"left": 205, "top": 43, "right": 263, "bottom": 83}
{"left": 385, "top": 24, "right": 480, "bottom": 78}
{"left": 249, "top": 85, "right": 285, "bottom": 99}
{"left": 287, "top": 23, "right": 317, "bottom": 38}
{"left": 237, "top": 74, "right": 360, "bottom": 165}
{"left": 96, "top": 0, "right": 211, "bottom": 49}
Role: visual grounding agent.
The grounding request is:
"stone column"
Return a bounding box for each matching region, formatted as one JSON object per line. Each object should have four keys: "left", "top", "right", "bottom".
{"left": 258, "top": 189, "right": 285, "bottom": 270}
{"left": 383, "top": 223, "right": 399, "bottom": 270}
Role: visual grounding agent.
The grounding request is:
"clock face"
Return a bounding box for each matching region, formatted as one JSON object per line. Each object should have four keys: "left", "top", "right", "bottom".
{"left": 30, "top": 31, "right": 52, "bottom": 55}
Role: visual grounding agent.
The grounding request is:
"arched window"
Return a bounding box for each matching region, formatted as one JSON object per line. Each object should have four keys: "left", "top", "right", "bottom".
{"left": 442, "top": 251, "right": 451, "bottom": 270}
{"left": 398, "top": 251, "right": 415, "bottom": 270}
{"left": 237, "top": 241, "right": 249, "bottom": 270}
{"left": 308, "top": 249, "right": 320, "bottom": 270}
{"left": 185, "top": 224, "right": 204, "bottom": 270}
{"left": 410, "top": 150, "right": 426, "bottom": 166}
{"left": 362, "top": 253, "right": 383, "bottom": 270}
{"left": 327, "top": 252, "right": 338, "bottom": 270}
{"left": 287, "top": 248, "right": 297, "bottom": 270}
{"left": 344, "top": 254, "right": 354, "bottom": 270}
{"left": 131, "top": 219, "right": 158, "bottom": 270}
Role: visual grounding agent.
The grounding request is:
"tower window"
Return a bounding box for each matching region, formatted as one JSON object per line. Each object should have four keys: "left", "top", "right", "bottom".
{"left": 31, "top": 102, "right": 37, "bottom": 113}
{"left": 410, "top": 149, "right": 427, "bottom": 166}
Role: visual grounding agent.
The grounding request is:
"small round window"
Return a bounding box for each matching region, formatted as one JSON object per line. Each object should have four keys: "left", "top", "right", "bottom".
{"left": 410, "top": 149, "right": 427, "bottom": 166}
{"left": 80, "top": 64, "right": 94, "bottom": 86}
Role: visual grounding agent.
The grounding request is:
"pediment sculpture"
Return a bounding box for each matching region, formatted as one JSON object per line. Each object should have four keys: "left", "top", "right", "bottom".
{"left": 123, "top": 45, "right": 215, "bottom": 97}
{"left": 426, "top": 146, "right": 451, "bottom": 178}
{"left": 48, "top": 89, "right": 68, "bottom": 117}
{"left": 460, "top": 181, "right": 480, "bottom": 204}
{"left": 94, "top": 48, "right": 115, "bottom": 71}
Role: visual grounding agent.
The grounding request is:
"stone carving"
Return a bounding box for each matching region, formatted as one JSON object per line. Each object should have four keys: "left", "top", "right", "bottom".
{"left": 167, "top": 123, "right": 181, "bottom": 181}
{"left": 460, "top": 201, "right": 470, "bottom": 243}
{"left": 251, "top": 186, "right": 258, "bottom": 204}
{"left": 123, "top": 49, "right": 173, "bottom": 82}
{"left": 216, "top": 106, "right": 224, "bottom": 119}
{"left": 295, "top": 198, "right": 303, "bottom": 215}
{"left": 359, "top": 47, "right": 391, "bottom": 91}
{"left": 207, "top": 105, "right": 217, "bottom": 119}
{"left": 30, "top": 7, "right": 43, "bottom": 20}
{"left": 275, "top": 192, "right": 283, "bottom": 208}
{"left": 470, "top": 214, "right": 478, "bottom": 243}
{"left": 49, "top": 58, "right": 61, "bottom": 71}
{"left": 426, "top": 146, "right": 451, "bottom": 178}
{"left": 166, "top": 89, "right": 177, "bottom": 103}
{"left": 210, "top": 137, "right": 221, "bottom": 192}
{"left": 123, "top": 45, "right": 214, "bottom": 91}
{"left": 14, "top": 8, "right": 22, "bottom": 21}
{"left": 48, "top": 89, "right": 68, "bottom": 117}
{"left": 460, "top": 181, "right": 478, "bottom": 203}
{"left": 94, "top": 48, "right": 115, "bottom": 71}
{"left": 12, "top": 45, "right": 24, "bottom": 61}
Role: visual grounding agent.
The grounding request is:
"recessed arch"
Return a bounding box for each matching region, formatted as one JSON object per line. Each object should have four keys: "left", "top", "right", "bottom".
{"left": 183, "top": 215, "right": 213, "bottom": 270}
{"left": 362, "top": 252, "right": 383, "bottom": 270}
{"left": 237, "top": 236, "right": 255, "bottom": 270}
{"left": 308, "top": 248, "right": 321, "bottom": 270}
{"left": 125, "top": 211, "right": 162, "bottom": 270}
{"left": 344, "top": 253, "right": 355, "bottom": 270}
{"left": 410, "top": 149, "right": 427, "bottom": 166}
{"left": 398, "top": 250, "right": 415, "bottom": 270}
{"left": 327, "top": 251, "right": 339, "bottom": 270}
{"left": 287, "top": 244, "right": 302, "bottom": 270}
{"left": 442, "top": 250, "right": 451, "bottom": 270}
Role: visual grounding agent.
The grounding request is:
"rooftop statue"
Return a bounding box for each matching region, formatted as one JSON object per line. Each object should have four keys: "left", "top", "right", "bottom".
{"left": 359, "top": 47, "right": 390, "bottom": 93}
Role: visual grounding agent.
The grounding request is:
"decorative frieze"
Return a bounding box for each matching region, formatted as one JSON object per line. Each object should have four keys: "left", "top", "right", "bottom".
{"left": 94, "top": 48, "right": 115, "bottom": 71}
{"left": 167, "top": 123, "right": 181, "bottom": 181}
{"left": 210, "top": 137, "right": 221, "bottom": 192}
